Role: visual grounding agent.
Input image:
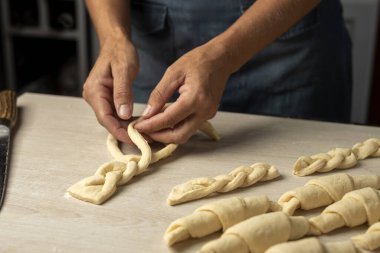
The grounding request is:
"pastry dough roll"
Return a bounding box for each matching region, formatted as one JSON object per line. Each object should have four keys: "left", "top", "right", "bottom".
{"left": 265, "top": 238, "right": 357, "bottom": 253}
{"left": 278, "top": 173, "right": 380, "bottom": 215}
{"left": 198, "top": 212, "right": 309, "bottom": 253}
{"left": 165, "top": 195, "right": 275, "bottom": 246}
{"left": 309, "top": 187, "right": 380, "bottom": 235}
{"left": 351, "top": 221, "right": 380, "bottom": 250}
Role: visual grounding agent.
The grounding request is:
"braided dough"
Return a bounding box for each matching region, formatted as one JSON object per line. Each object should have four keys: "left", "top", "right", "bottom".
{"left": 265, "top": 238, "right": 358, "bottom": 253}
{"left": 293, "top": 138, "right": 380, "bottom": 176}
{"left": 67, "top": 120, "right": 219, "bottom": 204}
{"left": 165, "top": 195, "right": 280, "bottom": 246}
{"left": 278, "top": 173, "right": 380, "bottom": 215}
{"left": 199, "top": 212, "right": 310, "bottom": 253}
{"left": 352, "top": 221, "right": 380, "bottom": 251}
{"left": 309, "top": 187, "right": 380, "bottom": 235}
{"left": 167, "top": 163, "right": 280, "bottom": 205}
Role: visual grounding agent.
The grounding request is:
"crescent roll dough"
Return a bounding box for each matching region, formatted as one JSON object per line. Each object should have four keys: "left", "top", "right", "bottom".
{"left": 309, "top": 187, "right": 380, "bottom": 235}
{"left": 351, "top": 221, "right": 380, "bottom": 251}
{"left": 293, "top": 138, "right": 380, "bottom": 176}
{"left": 165, "top": 195, "right": 280, "bottom": 246}
{"left": 265, "top": 238, "right": 358, "bottom": 253}
{"left": 278, "top": 173, "right": 380, "bottom": 215}
{"left": 168, "top": 163, "right": 280, "bottom": 205}
{"left": 198, "top": 212, "right": 309, "bottom": 253}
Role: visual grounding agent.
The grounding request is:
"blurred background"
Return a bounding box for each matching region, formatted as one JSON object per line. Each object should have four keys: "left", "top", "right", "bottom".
{"left": 0, "top": 0, "right": 379, "bottom": 126}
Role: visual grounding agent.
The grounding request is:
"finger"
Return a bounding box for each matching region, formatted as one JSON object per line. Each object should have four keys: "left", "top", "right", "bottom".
{"left": 147, "top": 115, "right": 201, "bottom": 144}
{"left": 89, "top": 87, "right": 134, "bottom": 145}
{"left": 112, "top": 63, "right": 137, "bottom": 120}
{"left": 135, "top": 98, "right": 193, "bottom": 133}
{"left": 142, "top": 68, "right": 185, "bottom": 119}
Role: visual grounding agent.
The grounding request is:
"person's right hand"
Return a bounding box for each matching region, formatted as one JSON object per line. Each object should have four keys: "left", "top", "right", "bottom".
{"left": 83, "top": 29, "right": 139, "bottom": 144}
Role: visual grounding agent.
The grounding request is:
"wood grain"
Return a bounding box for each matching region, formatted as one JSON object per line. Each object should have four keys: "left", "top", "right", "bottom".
{"left": 0, "top": 93, "right": 379, "bottom": 252}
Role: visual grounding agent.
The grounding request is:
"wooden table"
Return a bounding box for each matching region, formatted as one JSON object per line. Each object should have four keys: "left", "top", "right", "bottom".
{"left": 0, "top": 93, "right": 379, "bottom": 252}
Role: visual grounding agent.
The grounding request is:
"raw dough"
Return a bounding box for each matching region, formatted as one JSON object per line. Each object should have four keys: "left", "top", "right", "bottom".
{"left": 293, "top": 138, "right": 380, "bottom": 176}
{"left": 168, "top": 163, "right": 280, "bottom": 205}
{"left": 309, "top": 187, "right": 380, "bottom": 235}
{"left": 352, "top": 221, "right": 380, "bottom": 251}
{"left": 165, "top": 195, "right": 280, "bottom": 245}
{"left": 198, "top": 212, "right": 309, "bottom": 253}
{"left": 67, "top": 119, "right": 219, "bottom": 204}
{"left": 278, "top": 173, "right": 380, "bottom": 215}
{"left": 265, "top": 237, "right": 358, "bottom": 253}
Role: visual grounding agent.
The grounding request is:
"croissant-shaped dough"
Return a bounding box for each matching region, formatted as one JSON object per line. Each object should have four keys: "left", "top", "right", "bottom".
{"left": 198, "top": 212, "right": 309, "bottom": 253}
{"left": 167, "top": 163, "right": 280, "bottom": 206}
{"left": 351, "top": 221, "right": 380, "bottom": 250}
{"left": 165, "top": 195, "right": 280, "bottom": 246}
{"left": 293, "top": 138, "right": 380, "bottom": 176}
{"left": 265, "top": 238, "right": 358, "bottom": 253}
{"left": 309, "top": 187, "right": 380, "bottom": 235}
{"left": 278, "top": 173, "right": 380, "bottom": 215}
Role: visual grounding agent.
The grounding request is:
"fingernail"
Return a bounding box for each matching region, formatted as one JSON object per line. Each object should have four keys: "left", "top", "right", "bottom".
{"left": 119, "top": 104, "right": 130, "bottom": 118}
{"left": 142, "top": 104, "right": 151, "bottom": 117}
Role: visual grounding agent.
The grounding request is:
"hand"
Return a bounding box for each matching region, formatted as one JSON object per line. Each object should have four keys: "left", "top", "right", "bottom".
{"left": 83, "top": 30, "right": 139, "bottom": 144}
{"left": 134, "top": 43, "right": 233, "bottom": 144}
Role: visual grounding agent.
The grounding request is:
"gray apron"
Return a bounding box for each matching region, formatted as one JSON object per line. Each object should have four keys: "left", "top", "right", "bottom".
{"left": 130, "top": 0, "right": 352, "bottom": 122}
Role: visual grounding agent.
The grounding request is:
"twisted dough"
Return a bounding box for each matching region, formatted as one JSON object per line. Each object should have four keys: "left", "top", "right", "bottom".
{"left": 265, "top": 238, "right": 358, "bottom": 253}
{"left": 351, "top": 221, "right": 380, "bottom": 251}
{"left": 293, "top": 138, "right": 380, "bottom": 176}
{"left": 67, "top": 120, "right": 178, "bottom": 204}
{"left": 167, "top": 163, "right": 280, "bottom": 205}
{"left": 165, "top": 195, "right": 280, "bottom": 246}
{"left": 198, "top": 212, "right": 310, "bottom": 253}
{"left": 278, "top": 173, "right": 380, "bottom": 215}
{"left": 309, "top": 187, "right": 380, "bottom": 235}
{"left": 67, "top": 120, "right": 219, "bottom": 204}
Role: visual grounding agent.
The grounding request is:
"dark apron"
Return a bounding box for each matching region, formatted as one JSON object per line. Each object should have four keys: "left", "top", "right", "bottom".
{"left": 130, "top": 0, "right": 352, "bottom": 122}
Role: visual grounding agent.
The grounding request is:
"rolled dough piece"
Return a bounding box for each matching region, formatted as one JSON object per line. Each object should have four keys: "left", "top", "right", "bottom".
{"left": 198, "top": 212, "right": 309, "bottom": 253}
{"left": 278, "top": 173, "right": 380, "bottom": 215}
{"left": 265, "top": 237, "right": 358, "bottom": 253}
{"left": 168, "top": 163, "right": 280, "bottom": 206}
{"left": 165, "top": 195, "right": 280, "bottom": 246}
{"left": 309, "top": 187, "right": 380, "bottom": 235}
{"left": 351, "top": 221, "right": 380, "bottom": 251}
{"left": 293, "top": 138, "right": 380, "bottom": 176}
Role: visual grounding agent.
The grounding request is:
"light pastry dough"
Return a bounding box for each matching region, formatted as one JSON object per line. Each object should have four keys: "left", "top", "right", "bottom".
{"left": 198, "top": 211, "right": 310, "bottom": 253}
{"left": 67, "top": 120, "right": 219, "bottom": 204}
{"left": 309, "top": 187, "right": 380, "bottom": 235}
{"left": 351, "top": 221, "right": 380, "bottom": 251}
{"left": 265, "top": 237, "right": 358, "bottom": 253}
{"left": 293, "top": 138, "right": 380, "bottom": 176}
{"left": 278, "top": 173, "right": 380, "bottom": 215}
{"left": 165, "top": 195, "right": 280, "bottom": 246}
{"left": 167, "top": 163, "right": 280, "bottom": 205}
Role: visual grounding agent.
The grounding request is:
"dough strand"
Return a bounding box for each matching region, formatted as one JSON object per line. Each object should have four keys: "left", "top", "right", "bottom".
{"left": 198, "top": 212, "right": 309, "bottom": 253}
{"left": 351, "top": 221, "right": 380, "bottom": 251}
{"left": 309, "top": 187, "right": 380, "bottom": 235}
{"left": 167, "top": 163, "right": 280, "bottom": 205}
{"left": 265, "top": 237, "right": 358, "bottom": 253}
{"left": 278, "top": 173, "right": 380, "bottom": 215}
{"left": 164, "top": 195, "right": 280, "bottom": 245}
{"left": 293, "top": 138, "right": 380, "bottom": 176}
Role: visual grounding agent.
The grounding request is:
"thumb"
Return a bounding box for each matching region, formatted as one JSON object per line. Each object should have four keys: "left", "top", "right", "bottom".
{"left": 112, "top": 65, "right": 137, "bottom": 120}
{"left": 142, "top": 68, "right": 184, "bottom": 118}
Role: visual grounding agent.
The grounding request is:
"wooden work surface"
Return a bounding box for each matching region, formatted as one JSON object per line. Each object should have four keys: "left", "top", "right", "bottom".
{"left": 0, "top": 93, "right": 379, "bottom": 252}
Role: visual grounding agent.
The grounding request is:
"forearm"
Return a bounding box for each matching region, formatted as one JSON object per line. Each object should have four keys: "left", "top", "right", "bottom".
{"left": 85, "top": 0, "right": 131, "bottom": 46}
{"left": 210, "top": 0, "right": 321, "bottom": 73}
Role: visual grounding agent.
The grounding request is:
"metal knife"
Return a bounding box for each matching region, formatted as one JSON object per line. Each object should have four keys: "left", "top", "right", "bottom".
{"left": 0, "top": 90, "right": 17, "bottom": 211}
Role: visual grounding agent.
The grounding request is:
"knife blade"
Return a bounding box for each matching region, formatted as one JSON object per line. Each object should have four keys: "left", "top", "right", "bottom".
{"left": 0, "top": 90, "right": 17, "bottom": 211}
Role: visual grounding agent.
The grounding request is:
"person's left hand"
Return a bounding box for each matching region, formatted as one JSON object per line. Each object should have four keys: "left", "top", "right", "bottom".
{"left": 134, "top": 42, "right": 233, "bottom": 144}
